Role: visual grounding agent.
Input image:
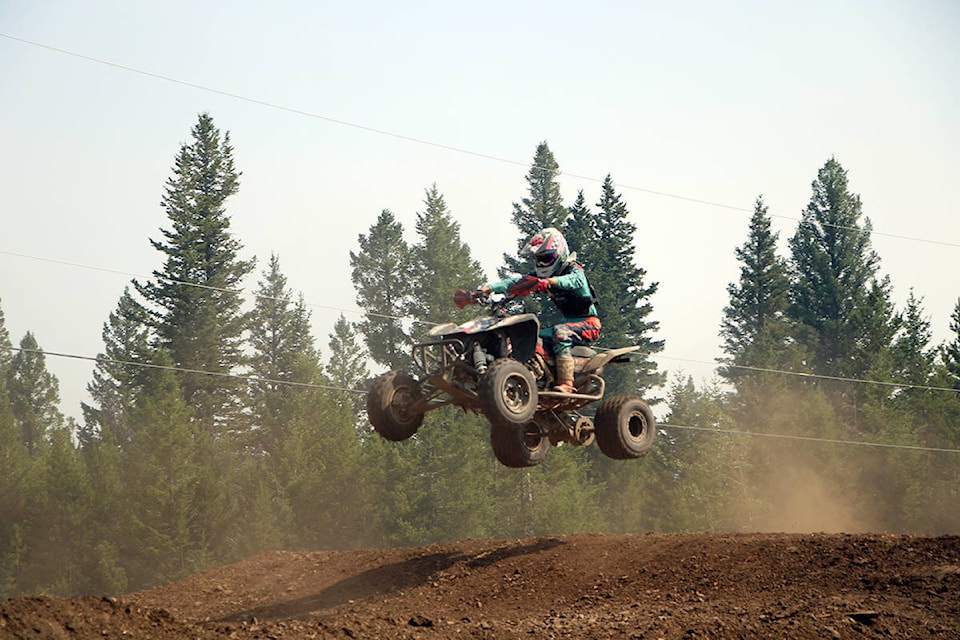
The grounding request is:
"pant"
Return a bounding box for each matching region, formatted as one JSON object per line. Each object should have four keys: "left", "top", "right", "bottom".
{"left": 540, "top": 316, "right": 601, "bottom": 355}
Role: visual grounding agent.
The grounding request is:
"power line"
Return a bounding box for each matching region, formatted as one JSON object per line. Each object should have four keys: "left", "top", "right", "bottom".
{"left": 4, "top": 246, "right": 959, "bottom": 397}
{"left": 6, "top": 345, "right": 958, "bottom": 454}
{"left": 7, "top": 346, "right": 365, "bottom": 395}
{"left": 0, "top": 247, "right": 421, "bottom": 326}
{"left": 2, "top": 31, "right": 957, "bottom": 250}
{"left": 662, "top": 423, "right": 960, "bottom": 454}
{"left": 660, "top": 355, "right": 960, "bottom": 395}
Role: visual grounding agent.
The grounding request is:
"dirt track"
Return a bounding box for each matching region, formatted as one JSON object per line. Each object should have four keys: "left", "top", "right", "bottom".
{"left": 2, "top": 532, "right": 958, "bottom": 639}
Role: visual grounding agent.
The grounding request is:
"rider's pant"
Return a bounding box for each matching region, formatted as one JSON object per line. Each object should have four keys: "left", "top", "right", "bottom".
{"left": 540, "top": 316, "right": 601, "bottom": 355}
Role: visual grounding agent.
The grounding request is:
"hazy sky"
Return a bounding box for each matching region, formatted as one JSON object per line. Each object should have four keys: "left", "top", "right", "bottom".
{"left": 1, "top": 0, "right": 958, "bottom": 421}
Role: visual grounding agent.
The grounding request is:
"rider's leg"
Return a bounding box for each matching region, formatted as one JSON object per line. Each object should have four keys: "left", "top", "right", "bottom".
{"left": 551, "top": 324, "right": 576, "bottom": 393}
{"left": 549, "top": 319, "right": 601, "bottom": 393}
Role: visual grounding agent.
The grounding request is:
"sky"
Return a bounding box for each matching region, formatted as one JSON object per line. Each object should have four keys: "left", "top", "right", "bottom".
{"left": 1, "top": 0, "right": 958, "bottom": 423}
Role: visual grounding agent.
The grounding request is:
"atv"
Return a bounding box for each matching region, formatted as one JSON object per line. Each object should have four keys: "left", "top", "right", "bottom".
{"left": 366, "top": 291, "right": 656, "bottom": 467}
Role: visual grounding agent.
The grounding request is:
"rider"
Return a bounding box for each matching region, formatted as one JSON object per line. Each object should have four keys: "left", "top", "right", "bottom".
{"left": 477, "top": 227, "right": 601, "bottom": 393}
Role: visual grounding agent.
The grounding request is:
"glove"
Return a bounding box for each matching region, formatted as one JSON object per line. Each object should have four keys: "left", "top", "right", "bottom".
{"left": 507, "top": 274, "right": 550, "bottom": 297}
{"left": 454, "top": 289, "right": 485, "bottom": 308}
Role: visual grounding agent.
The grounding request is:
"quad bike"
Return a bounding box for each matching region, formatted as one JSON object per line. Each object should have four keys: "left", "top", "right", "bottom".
{"left": 366, "top": 291, "right": 656, "bottom": 467}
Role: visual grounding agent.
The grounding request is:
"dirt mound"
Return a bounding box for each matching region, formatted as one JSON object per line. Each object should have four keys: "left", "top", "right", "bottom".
{"left": 2, "top": 532, "right": 958, "bottom": 639}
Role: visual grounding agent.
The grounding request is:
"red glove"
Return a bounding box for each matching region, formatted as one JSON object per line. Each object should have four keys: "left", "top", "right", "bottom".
{"left": 454, "top": 289, "right": 486, "bottom": 308}
{"left": 507, "top": 275, "right": 550, "bottom": 296}
{"left": 454, "top": 289, "right": 474, "bottom": 308}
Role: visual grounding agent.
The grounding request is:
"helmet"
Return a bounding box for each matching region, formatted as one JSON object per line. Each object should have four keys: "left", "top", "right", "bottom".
{"left": 521, "top": 227, "right": 570, "bottom": 278}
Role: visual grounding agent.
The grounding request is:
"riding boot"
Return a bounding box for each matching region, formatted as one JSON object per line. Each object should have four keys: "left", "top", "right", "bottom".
{"left": 553, "top": 354, "right": 576, "bottom": 393}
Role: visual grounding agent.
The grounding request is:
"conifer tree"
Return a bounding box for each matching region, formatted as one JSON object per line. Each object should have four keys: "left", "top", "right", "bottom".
{"left": 582, "top": 175, "right": 663, "bottom": 393}
{"left": 246, "top": 253, "right": 319, "bottom": 456}
{"left": 788, "top": 158, "right": 893, "bottom": 379}
{"left": 121, "top": 353, "right": 198, "bottom": 586}
{"left": 80, "top": 287, "right": 153, "bottom": 448}
{"left": 134, "top": 113, "right": 254, "bottom": 435}
{"left": 942, "top": 298, "right": 960, "bottom": 390}
{"left": 7, "top": 333, "right": 63, "bottom": 456}
{"left": 720, "top": 196, "right": 800, "bottom": 384}
{"left": 350, "top": 209, "right": 414, "bottom": 371}
{"left": 502, "top": 142, "right": 567, "bottom": 278}
{"left": 410, "top": 184, "right": 485, "bottom": 330}
{"left": 326, "top": 314, "right": 368, "bottom": 417}
{"left": 0, "top": 300, "right": 28, "bottom": 598}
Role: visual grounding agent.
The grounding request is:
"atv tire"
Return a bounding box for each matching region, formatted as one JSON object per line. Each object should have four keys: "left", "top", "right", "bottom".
{"left": 478, "top": 358, "right": 538, "bottom": 427}
{"left": 490, "top": 421, "right": 551, "bottom": 467}
{"left": 594, "top": 395, "right": 656, "bottom": 459}
{"left": 367, "top": 370, "right": 424, "bottom": 441}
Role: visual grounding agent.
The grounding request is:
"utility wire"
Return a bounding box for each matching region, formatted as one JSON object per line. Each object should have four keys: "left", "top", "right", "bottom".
{"left": 661, "top": 355, "right": 960, "bottom": 395}
{"left": 2, "top": 31, "right": 958, "bottom": 249}
{"left": 4, "top": 246, "right": 960, "bottom": 397}
{"left": 661, "top": 423, "right": 960, "bottom": 454}
{"left": 0, "top": 247, "right": 420, "bottom": 325}
{"left": 6, "top": 345, "right": 958, "bottom": 454}
{"left": 7, "top": 346, "right": 365, "bottom": 395}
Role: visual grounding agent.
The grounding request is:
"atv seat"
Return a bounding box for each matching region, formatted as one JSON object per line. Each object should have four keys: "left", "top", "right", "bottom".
{"left": 571, "top": 345, "right": 597, "bottom": 358}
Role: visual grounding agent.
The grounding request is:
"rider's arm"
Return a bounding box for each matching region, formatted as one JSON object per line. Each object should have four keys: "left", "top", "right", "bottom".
{"left": 483, "top": 276, "right": 521, "bottom": 295}
{"left": 548, "top": 268, "right": 587, "bottom": 291}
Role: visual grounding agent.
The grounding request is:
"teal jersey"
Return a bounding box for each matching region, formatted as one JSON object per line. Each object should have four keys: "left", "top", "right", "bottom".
{"left": 487, "top": 263, "right": 598, "bottom": 321}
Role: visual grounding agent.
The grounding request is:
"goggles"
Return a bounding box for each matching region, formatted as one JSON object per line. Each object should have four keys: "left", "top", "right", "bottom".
{"left": 535, "top": 252, "right": 557, "bottom": 268}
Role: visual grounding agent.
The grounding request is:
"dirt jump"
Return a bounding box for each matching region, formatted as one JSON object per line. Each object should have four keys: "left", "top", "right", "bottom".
{"left": 2, "top": 532, "right": 958, "bottom": 639}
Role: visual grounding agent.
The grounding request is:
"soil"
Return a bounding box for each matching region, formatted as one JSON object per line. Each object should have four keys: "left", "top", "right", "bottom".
{"left": 2, "top": 532, "right": 958, "bottom": 639}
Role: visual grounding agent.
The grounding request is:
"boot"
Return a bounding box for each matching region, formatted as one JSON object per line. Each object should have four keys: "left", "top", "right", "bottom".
{"left": 553, "top": 354, "right": 576, "bottom": 393}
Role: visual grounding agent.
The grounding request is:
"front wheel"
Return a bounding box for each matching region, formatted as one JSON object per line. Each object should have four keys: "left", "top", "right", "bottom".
{"left": 594, "top": 395, "right": 656, "bottom": 459}
{"left": 490, "top": 421, "right": 551, "bottom": 467}
{"left": 478, "top": 358, "right": 538, "bottom": 427}
{"left": 367, "top": 371, "right": 424, "bottom": 441}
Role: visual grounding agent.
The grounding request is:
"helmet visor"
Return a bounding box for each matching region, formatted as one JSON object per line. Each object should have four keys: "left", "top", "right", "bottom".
{"left": 535, "top": 252, "right": 557, "bottom": 269}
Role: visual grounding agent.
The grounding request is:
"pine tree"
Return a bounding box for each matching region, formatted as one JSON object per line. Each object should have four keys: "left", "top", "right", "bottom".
{"left": 410, "top": 184, "right": 485, "bottom": 331}
{"left": 0, "top": 300, "right": 29, "bottom": 597}
{"left": 25, "top": 421, "right": 91, "bottom": 594}
{"left": 581, "top": 175, "right": 663, "bottom": 394}
{"left": 7, "top": 333, "right": 63, "bottom": 456}
{"left": 246, "top": 253, "right": 320, "bottom": 456}
{"left": 121, "top": 353, "right": 198, "bottom": 587}
{"left": 501, "top": 142, "right": 568, "bottom": 278}
{"left": 326, "top": 314, "right": 369, "bottom": 417}
{"left": 350, "top": 209, "right": 414, "bottom": 371}
{"left": 80, "top": 287, "right": 153, "bottom": 449}
{"left": 134, "top": 113, "right": 254, "bottom": 435}
{"left": 720, "top": 196, "right": 800, "bottom": 384}
{"left": 942, "top": 298, "right": 960, "bottom": 389}
{"left": 788, "top": 157, "right": 893, "bottom": 379}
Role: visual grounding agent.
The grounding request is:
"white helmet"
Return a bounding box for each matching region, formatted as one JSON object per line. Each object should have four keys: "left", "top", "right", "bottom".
{"left": 521, "top": 227, "right": 571, "bottom": 278}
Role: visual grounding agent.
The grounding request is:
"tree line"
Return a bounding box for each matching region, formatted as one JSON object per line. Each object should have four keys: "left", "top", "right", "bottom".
{"left": 1, "top": 113, "right": 958, "bottom": 599}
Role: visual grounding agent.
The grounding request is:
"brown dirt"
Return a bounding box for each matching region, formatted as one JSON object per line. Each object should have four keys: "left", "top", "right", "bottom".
{"left": 2, "top": 532, "right": 958, "bottom": 639}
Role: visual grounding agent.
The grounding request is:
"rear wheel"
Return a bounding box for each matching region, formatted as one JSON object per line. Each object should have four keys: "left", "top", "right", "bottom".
{"left": 367, "top": 371, "right": 424, "bottom": 441}
{"left": 490, "top": 421, "right": 551, "bottom": 467}
{"left": 478, "top": 358, "right": 538, "bottom": 427}
{"left": 594, "top": 395, "right": 656, "bottom": 459}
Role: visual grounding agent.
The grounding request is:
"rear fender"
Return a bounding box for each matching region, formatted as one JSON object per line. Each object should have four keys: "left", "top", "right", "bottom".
{"left": 582, "top": 346, "right": 640, "bottom": 374}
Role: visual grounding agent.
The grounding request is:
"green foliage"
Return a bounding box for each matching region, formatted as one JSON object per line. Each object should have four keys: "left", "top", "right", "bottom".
{"left": 501, "top": 142, "right": 567, "bottom": 279}
{"left": 7, "top": 333, "right": 63, "bottom": 456}
{"left": 943, "top": 298, "right": 960, "bottom": 389}
{"left": 410, "top": 184, "right": 486, "bottom": 332}
{"left": 720, "top": 197, "right": 797, "bottom": 375}
{"left": 326, "top": 314, "right": 369, "bottom": 417}
{"left": 134, "top": 112, "right": 254, "bottom": 434}
{"left": 246, "top": 253, "right": 320, "bottom": 456}
{"left": 80, "top": 287, "right": 153, "bottom": 449}
{"left": 350, "top": 209, "right": 414, "bottom": 371}
{"left": 572, "top": 175, "right": 664, "bottom": 394}
{"left": 788, "top": 157, "right": 894, "bottom": 379}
